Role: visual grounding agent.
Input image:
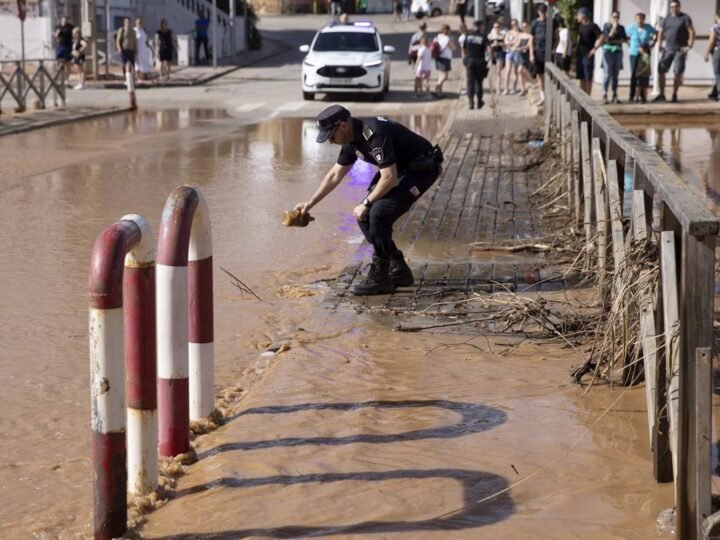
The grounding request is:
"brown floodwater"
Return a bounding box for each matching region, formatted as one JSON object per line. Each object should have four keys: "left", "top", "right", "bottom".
{"left": 0, "top": 109, "right": 673, "bottom": 538}
{"left": 619, "top": 115, "right": 720, "bottom": 214}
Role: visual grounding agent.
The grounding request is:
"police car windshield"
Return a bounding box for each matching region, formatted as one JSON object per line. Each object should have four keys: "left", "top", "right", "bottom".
{"left": 313, "top": 32, "right": 379, "bottom": 52}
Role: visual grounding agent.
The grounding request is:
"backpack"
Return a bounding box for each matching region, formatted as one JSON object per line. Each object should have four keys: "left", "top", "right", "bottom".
{"left": 431, "top": 38, "right": 441, "bottom": 59}
{"left": 409, "top": 39, "right": 421, "bottom": 62}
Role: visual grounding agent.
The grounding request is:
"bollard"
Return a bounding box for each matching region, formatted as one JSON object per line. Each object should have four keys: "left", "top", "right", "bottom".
{"left": 125, "top": 70, "right": 137, "bottom": 110}
{"left": 122, "top": 215, "right": 158, "bottom": 496}
{"left": 89, "top": 219, "right": 141, "bottom": 540}
{"left": 157, "top": 186, "right": 214, "bottom": 457}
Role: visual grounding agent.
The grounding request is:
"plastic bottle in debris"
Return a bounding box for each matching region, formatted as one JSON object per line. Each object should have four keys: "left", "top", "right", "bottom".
{"left": 527, "top": 140, "right": 545, "bottom": 149}
{"left": 656, "top": 507, "right": 675, "bottom": 536}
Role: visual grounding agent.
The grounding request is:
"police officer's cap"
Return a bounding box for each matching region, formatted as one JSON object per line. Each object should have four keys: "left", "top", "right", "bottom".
{"left": 315, "top": 104, "right": 351, "bottom": 143}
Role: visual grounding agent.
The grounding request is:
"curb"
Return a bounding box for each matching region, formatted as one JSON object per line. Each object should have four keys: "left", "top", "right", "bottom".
{"left": 0, "top": 106, "right": 133, "bottom": 138}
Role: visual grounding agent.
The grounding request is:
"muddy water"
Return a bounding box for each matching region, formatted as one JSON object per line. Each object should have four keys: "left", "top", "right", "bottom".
{"left": 0, "top": 109, "right": 672, "bottom": 538}
{"left": 0, "top": 109, "right": 444, "bottom": 537}
{"left": 619, "top": 115, "right": 720, "bottom": 213}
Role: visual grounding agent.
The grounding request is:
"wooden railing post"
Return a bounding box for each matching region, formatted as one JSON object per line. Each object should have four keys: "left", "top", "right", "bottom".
{"left": 580, "top": 122, "right": 593, "bottom": 249}
{"left": 571, "top": 111, "right": 581, "bottom": 225}
{"left": 592, "top": 140, "right": 608, "bottom": 294}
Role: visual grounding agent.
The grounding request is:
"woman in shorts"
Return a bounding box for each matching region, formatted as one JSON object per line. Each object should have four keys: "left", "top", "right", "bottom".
{"left": 414, "top": 35, "right": 432, "bottom": 98}
{"left": 432, "top": 24, "right": 456, "bottom": 98}
{"left": 70, "top": 28, "right": 88, "bottom": 90}
{"left": 488, "top": 21, "right": 507, "bottom": 94}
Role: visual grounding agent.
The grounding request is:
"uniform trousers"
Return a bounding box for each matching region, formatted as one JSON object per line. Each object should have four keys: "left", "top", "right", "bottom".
{"left": 465, "top": 59, "right": 485, "bottom": 107}
{"left": 357, "top": 168, "right": 439, "bottom": 259}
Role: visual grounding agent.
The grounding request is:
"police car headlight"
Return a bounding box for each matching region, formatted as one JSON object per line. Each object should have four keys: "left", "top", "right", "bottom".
{"left": 363, "top": 59, "right": 383, "bottom": 68}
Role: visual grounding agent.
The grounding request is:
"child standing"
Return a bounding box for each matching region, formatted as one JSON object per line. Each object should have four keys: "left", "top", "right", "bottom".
{"left": 635, "top": 42, "right": 651, "bottom": 103}
{"left": 414, "top": 36, "right": 432, "bottom": 98}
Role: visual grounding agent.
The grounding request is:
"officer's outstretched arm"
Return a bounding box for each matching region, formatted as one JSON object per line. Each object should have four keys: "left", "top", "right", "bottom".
{"left": 294, "top": 163, "right": 353, "bottom": 215}
{"left": 367, "top": 164, "right": 399, "bottom": 203}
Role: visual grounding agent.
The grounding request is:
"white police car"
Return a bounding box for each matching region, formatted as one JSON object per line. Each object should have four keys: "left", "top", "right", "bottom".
{"left": 299, "top": 22, "right": 395, "bottom": 101}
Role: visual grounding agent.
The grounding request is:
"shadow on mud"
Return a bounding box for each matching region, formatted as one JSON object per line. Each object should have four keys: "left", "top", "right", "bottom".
{"left": 200, "top": 399, "right": 506, "bottom": 456}
{"left": 165, "top": 467, "right": 514, "bottom": 538}
{"left": 159, "top": 401, "right": 513, "bottom": 536}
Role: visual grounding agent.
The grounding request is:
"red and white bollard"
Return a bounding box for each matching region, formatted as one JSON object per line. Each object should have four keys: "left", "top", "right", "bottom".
{"left": 122, "top": 215, "right": 158, "bottom": 496}
{"left": 157, "top": 186, "right": 214, "bottom": 457}
{"left": 89, "top": 215, "right": 155, "bottom": 540}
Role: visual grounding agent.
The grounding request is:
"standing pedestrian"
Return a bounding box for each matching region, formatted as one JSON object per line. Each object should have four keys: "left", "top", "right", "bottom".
{"left": 329, "top": 0, "right": 342, "bottom": 22}
{"left": 653, "top": 0, "right": 695, "bottom": 103}
{"left": 70, "top": 28, "right": 88, "bottom": 90}
{"left": 401, "top": 0, "right": 410, "bottom": 22}
{"left": 627, "top": 12, "right": 657, "bottom": 103}
{"left": 464, "top": 19, "right": 488, "bottom": 109}
{"left": 116, "top": 18, "right": 137, "bottom": 81}
{"left": 504, "top": 19, "right": 520, "bottom": 94}
{"left": 432, "top": 24, "right": 456, "bottom": 98}
{"left": 54, "top": 16, "right": 74, "bottom": 85}
{"left": 516, "top": 21, "right": 532, "bottom": 96}
{"left": 456, "top": 0, "right": 467, "bottom": 26}
{"left": 635, "top": 42, "right": 652, "bottom": 103}
{"left": 705, "top": 14, "right": 720, "bottom": 102}
{"left": 394, "top": 0, "right": 402, "bottom": 22}
{"left": 414, "top": 35, "right": 432, "bottom": 98}
{"left": 488, "top": 21, "right": 506, "bottom": 94}
{"left": 598, "top": 11, "right": 627, "bottom": 104}
{"left": 195, "top": 10, "right": 210, "bottom": 65}
{"left": 156, "top": 19, "right": 175, "bottom": 82}
{"left": 554, "top": 17, "right": 570, "bottom": 73}
{"left": 575, "top": 7, "right": 602, "bottom": 96}
{"left": 529, "top": 3, "right": 551, "bottom": 106}
{"left": 294, "top": 105, "right": 444, "bottom": 295}
{"left": 134, "top": 18, "right": 154, "bottom": 82}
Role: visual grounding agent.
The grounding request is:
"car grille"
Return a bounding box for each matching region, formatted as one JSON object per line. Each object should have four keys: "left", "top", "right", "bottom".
{"left": 317, "top": 66, "right": 367, "bottom": 78}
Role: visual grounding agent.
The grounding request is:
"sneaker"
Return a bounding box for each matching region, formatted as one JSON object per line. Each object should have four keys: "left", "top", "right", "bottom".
{"left": 478, "top": 100, "right": 485, "bottom": 109}
{"left": 652, "top": 94, "right": 666, "bottom": 103}
{"left": 73, "top": 84, "right": 84, "bottom": 90}
{"left": 671, "top": 93, "right": 678, "bottom": 103}
{"left": 468, "top": 103, "right": 474, "bottom": 109}
{"left": 352, "top": 257, "right": 396, "bottom": 296}
{"left": 535, "top": 97, "right": 544, "bottom": 106}
{"left": 602, "top": 94, "right": 609, "bottom": 104}
{"left": 611, "top": 95, "right": 620, "bottom": 104}
{"left": 709, "top": 89, "right": 718, "bottom": 100}
{"left": 502, "top": 89, "right": 509, "bottom": 95}
{"left": 389, "top": 251, "right": 414, "bottom": 287}
{"left": 520, "top": 89, "right": 527, "bottom": 96}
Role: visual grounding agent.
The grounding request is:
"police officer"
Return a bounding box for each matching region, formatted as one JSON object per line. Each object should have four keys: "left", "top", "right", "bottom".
{"left": 463, "top": 19, "right": 488, "bottom": 110}
{"left": 294, "top": 105, "right": 443, "bottom": 296}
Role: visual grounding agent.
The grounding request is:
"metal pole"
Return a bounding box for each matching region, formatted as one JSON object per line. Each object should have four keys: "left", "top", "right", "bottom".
{"left": 212, "top": 0, "right": 217, "bottom": 67}
{"left": 544, "top": 3, "right": 553, "bottom": 64}
{"left": 244, "top": 0, "right": 249, "bottom": 56}
{"left": 229, "top": 0, "right": 235, "bottom": 59}
{"left": 19, "top": 21, "right": 26, "bottom": 111}
{"left": 105, "top": 0, "right": 110, "bottom": 77}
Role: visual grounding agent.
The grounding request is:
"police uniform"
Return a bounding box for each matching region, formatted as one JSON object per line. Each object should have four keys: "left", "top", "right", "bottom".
{"left": 315, "top": 105, "right": 443, "bottom": 295}
{"left": 463, "top": 22, "right": 488, "bottom": 109}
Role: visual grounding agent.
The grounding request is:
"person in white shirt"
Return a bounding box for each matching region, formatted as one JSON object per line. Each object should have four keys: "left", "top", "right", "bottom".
{"left": 488, "top": 21, "right": 507, "bottom": 94}
{"left": 414, "top": 35, "right": 432, "bottom": 98}
{"left": 554, "top": 17, "right": 570, "bottom": 72}
{"left": 433, "top": 24, "right": 456, "bottom": 98}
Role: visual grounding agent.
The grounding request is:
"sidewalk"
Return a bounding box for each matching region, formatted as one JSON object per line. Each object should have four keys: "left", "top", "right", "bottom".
{"left": 0, "top": 36, "right": 291, "bottom": 138}
{"left": 135, "top": 89, "right": 669, "bottom": 539}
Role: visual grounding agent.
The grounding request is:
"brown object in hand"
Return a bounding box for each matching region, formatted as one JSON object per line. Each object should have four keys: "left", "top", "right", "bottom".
{"left": 282, "top": 210, "right": 315, "bottom": 227}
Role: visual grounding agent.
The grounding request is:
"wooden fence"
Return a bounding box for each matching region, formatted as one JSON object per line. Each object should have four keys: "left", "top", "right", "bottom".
{"left": 545, "top": 64, "right": 718, "bottom": 540}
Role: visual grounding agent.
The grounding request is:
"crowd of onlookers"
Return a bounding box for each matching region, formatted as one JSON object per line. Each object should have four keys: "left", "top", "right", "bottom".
{"left": 54, "top": 15, "right": 178, "bottom": 88}
{"left": 406, "top": 0, "right": 720, "bottom": 107}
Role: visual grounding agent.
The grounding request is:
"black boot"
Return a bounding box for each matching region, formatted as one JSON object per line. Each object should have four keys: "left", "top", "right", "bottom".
{"left": 351, "top": 256, "right": 396, "bottom": 296}
{"left": 710, "top": 86, "right": 719, "bottom": 100}
{"left": 389, "top": 251, "right": 414, "bottom": 287}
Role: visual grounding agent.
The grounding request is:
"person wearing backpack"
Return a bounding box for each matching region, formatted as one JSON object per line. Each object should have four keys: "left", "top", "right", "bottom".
{"left": 432, "top": 24, "right": 456, "bottom": 98}
{"left": 408, "top": 22, "right": 426, "bottom": 65}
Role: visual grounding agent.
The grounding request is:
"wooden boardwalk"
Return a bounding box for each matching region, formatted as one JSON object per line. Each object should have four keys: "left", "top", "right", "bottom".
{"left": 328, "top": 116, "right": 575, "bottom": 312}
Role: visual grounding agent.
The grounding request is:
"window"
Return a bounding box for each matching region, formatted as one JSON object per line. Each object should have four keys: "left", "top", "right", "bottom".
{"left": 313, "top": 32, "right": 379, "bottom": 53}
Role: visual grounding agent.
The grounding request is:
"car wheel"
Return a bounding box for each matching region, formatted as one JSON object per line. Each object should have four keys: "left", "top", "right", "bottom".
{"left": 373, "top": 91, "right": 384, "bottom": 102}
{"left": 414, "top": 12, "right": 423, "bottom": 19}
{"left": 302, "top": 91, "right": 314, "bottom": 101}
{"left": 383, "top": 77, "right": 389, "bottom": 94}
{"left": 431, "top": 8, "right": 441, "bottom": 16}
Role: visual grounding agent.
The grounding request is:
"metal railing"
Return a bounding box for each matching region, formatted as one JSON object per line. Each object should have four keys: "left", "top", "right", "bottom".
{"left": 0, "top": 59, "right": 65, "bottom": 113}
{"left": 545, "top": 63, "right": 718, "bottom": 540}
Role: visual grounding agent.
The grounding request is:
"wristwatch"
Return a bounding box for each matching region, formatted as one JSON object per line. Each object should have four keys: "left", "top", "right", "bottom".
{"left": 362, "top": 197, "right": 372, "bottom": 207}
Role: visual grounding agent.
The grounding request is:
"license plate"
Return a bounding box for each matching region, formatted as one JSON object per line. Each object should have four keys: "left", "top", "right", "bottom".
{"left": 330, "top": 78, "right": 353, "bottom": 85}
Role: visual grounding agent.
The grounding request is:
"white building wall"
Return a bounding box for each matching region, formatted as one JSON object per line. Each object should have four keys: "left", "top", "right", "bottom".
{"left": 594, "top": 0, "right": 713, "bottom": 85}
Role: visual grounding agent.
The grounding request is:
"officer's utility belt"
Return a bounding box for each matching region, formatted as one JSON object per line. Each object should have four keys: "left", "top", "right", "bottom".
{"left": 406, "top": 144, "right": 444, "bottom": 172}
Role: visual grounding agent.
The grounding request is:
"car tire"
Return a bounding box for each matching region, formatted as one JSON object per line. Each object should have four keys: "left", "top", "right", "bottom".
{"left": 431, "top": 8, "right": 441, "bottom": 16}
{"left": 414, "top": 12, "right": 424, "bottom": 19}
{"left": 302, "top": 91, "right": 314, "bottom": 101}
{"left": 373, "top": 91, "right": 384, "bottom": 102}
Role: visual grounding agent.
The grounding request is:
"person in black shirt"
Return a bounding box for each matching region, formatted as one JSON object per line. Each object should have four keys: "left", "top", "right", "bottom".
{"left": 156, "top": 18, "right": 175, "bottom": 82}
{"left": 54, "top": 16, "right": 74, "bottom": 84}
{"left": 529, "top": 4, "right": 551, "bottom": 106}
{"left": 654, "top": 0, "right": 695, "bottom": 103}
{"left": 294, "top": 105, "right": 444, "bottom": 296}
{"left": 463, "top": 20, "right": 488, "bottom": 110}
{"left": 575, "top": 8, "right": 603, "bottom": 96}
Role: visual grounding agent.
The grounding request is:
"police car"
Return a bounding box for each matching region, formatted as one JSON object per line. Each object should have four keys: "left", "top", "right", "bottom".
{"left": 299, "top": 22, "right": 395, "bottom": 101}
